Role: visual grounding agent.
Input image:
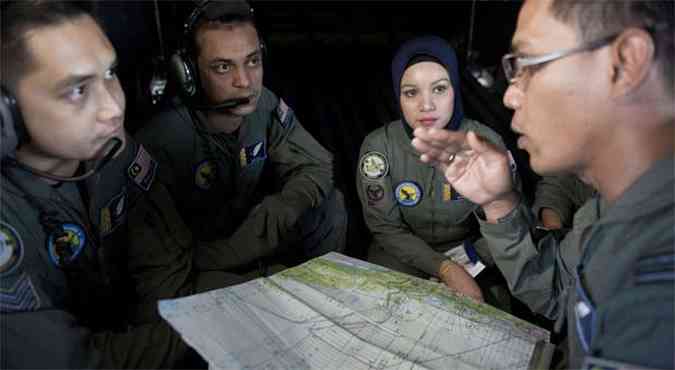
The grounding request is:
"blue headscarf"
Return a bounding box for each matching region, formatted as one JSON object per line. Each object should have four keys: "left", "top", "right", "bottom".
{"left": 391, "top": 35, "right": 464, "bottom": 131}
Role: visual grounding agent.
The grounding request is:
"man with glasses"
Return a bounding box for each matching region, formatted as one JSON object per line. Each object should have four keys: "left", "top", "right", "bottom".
{"left": 411, "top": 0, "right": 673, "bottom": 368}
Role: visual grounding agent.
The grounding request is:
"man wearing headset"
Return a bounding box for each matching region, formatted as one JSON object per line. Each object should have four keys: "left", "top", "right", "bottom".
{"left": 0, "top": 1, "right": 245, "bottom": 367}
{"left": 136, "top": 0, "right": 347, "bottom": 274}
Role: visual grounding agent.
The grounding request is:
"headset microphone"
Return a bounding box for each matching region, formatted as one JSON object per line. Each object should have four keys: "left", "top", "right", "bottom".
{"left": 8, "top": 137, "right": 123, "bottom": 182}
{"left": 189, "top": 96, "right": 250, "bottom": 111}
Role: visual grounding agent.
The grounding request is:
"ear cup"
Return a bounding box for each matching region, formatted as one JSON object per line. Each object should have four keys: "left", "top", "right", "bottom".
{"left": 169, "top": 51, "right": 198, "bottom": 98}
{"left": 0, "top": 86, "right": 24, "bottom": 158}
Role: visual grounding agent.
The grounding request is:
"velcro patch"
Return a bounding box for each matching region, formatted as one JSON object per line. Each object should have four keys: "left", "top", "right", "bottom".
{"left": 239, "top": 141, "right": 267, "bottom": 167}
{"left": 276, "top": 98, "right": 294, "bottom": 129}
{"left": 0, "top": 273, "right": 40, "bottom": 313}
{"left": 128, "top": 145, "right": 157, "bottom": 191}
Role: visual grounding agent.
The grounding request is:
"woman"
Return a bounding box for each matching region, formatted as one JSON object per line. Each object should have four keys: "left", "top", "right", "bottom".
{"left": 356, "top": 36, "right": 511, "bottom": 303}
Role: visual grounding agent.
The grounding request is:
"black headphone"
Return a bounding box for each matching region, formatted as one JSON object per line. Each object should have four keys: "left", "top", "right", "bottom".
{"left": 169, "top": 0, "right": 257, "bottom": 102}
{"left": 0, "top": 85, "right": 27, "bottom": 159}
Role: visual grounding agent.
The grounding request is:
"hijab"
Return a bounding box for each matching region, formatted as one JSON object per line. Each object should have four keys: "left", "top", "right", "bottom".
{"left": 391, "top": 35, "right": 465, "bottom": 133}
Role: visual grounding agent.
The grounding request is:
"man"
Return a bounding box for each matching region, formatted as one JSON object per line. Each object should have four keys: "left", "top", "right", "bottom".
{"left": 136, "top": 0, "right": 347, "bottom": 273}
{"left": 0, "top": 1, "right": 242, "bottom": 367}
{"left": 412, "top": 0, "right": 673, "bottom": 368}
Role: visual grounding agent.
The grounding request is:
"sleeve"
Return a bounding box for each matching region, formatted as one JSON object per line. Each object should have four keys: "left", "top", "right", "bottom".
{"left": 355, "top": 132, "right": 446, "bottom": 277}
{"left": 1, "top": 309, "right": 190, "bottom": 369}
{"left": 532, "top": 175, "right": 582, "bottom": 228}
{"left": 266, "top": 97, "right": 334, "bottom": 217}
{"left": 478, "top": 200, "right": 580, "bottom": 320}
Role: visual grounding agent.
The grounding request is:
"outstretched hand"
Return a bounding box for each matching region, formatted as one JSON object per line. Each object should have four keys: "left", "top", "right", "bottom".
{"left": 411, "top": 128, "right": 518, "bottom": 220}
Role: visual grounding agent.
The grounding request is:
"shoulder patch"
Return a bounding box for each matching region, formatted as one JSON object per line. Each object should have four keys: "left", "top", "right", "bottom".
{"left": 359, "top": 151, "right": 389, "bottom": 180}
{"left": 195, "top": 159, "right": 217, "bottom": 190}
{"left": 365, "top": 183, "right": 385, "bottom": 205}
{"left": 127, "top": 145, "right": 157, "bottom": 191}
{"left": 275, "top": 98, "right": 294, "bottom": 129}
{"left": 99, "top": 190, "right": 127, "bottom": 237}
{"left": 0, "top": 221, "right": 23, "bottom": 276}
{"left": 0, "top": 273, "right": 40, "bottom": 313}
{"left": 635, "top": 253, "right": 674, "bottom": 284}
{"left": 239, "top": 140, "right": 267, "bottom": 167}
{"left": 395, "top": 181, "right": 423, "bottom": 207}
{"left": 47, "top": 223, "right": 87, "bottom": 268}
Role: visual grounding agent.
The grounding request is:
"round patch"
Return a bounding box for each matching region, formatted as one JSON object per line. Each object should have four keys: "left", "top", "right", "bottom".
{"left": 0, "top": 222, "right": 23, "bottom": 275}
{"left": 359, "top": 151, "right": 389, "bottom": 179}
{"left": 48, "top": 223, "right": 86, "bottom": 268}
{"left": 365, "top": 183, "right": 385, "bottom": 203}
{"left": 195, "top": 160, "right": 217, "bottom": 190}
{"left": 395, "top": 181, "right": 422, "bottom": 207}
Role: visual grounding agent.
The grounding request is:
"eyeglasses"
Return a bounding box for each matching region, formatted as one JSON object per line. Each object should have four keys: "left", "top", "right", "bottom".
{"left": 502, "top": 33, "right": 619, "bottom": 83}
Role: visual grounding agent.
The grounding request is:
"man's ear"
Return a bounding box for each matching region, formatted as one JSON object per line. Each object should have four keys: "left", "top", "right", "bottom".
{"left": 610, "top": 28, "right": 655, "bottom": 97}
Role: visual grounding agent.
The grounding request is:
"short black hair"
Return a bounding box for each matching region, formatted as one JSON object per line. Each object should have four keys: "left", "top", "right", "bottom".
{"left": 0, "top": 1, "right": 94, "bottom": 91}
{"left": 550, "top": 0, "right": 674, "bottom": 97}
{"left": 188, "top": 0, "right": 257, "bottom": 58}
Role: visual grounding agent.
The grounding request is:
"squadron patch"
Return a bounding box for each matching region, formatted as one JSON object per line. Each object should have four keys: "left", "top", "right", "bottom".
{"left": 395, "top": 181, "right": 422, "bottom": 207}
{"left": 128, "top": 145, "right": 157, "bottom": 191}
{"left": 239, "top": 141, "right": 267, "bottom": 167}
{"left": 0, "top": 273, "right": 39, "bottom": 313}
{"left": 276, "top": 98, "right": 294, "bottom": 129}
{"left": 365, "top": 183, "right": 385, "bottom": 204}
{"left": 0, "top": 222, "right": 23, "bottom": 276}
{"left": 48, "top": 223, "right": 86, "bottom": 268}
{"left": 100, "top": 191, "right": 127, "bottom": 237}
{"left": 359, "top": 151, "right": 389, "bottom": 180}
{"left": 195, "top": 159, "right": 217, "bottom": 190}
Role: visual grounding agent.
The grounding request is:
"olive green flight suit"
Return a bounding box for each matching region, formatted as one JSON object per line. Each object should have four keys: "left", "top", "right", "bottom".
{"left": 356, "top": 119, "right": 509, "bottom": 278}
{"left": 0, "top": 138, "right": 242, "bottom": 368}
{"left": 136, "top": 87, "right": 346, "bottom": 273}
{"left": 480, "top": 157, "right": 674, "bottom": 369}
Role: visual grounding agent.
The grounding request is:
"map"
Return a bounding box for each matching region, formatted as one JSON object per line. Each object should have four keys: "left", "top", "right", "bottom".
{"left": 159, "top": 253, "right": 552, "bottom": 370}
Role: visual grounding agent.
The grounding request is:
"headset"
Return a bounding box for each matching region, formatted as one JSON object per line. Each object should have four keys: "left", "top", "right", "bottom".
{"left": 0, "top": 85, "right": 26, "bottom": 159}
{"left": 169, "top": 0, "right": 261, "bottom": 110}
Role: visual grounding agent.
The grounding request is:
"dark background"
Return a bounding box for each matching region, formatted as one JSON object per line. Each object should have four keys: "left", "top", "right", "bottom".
{"left": 91, "top": 0, "right": 536, "bottom": 260}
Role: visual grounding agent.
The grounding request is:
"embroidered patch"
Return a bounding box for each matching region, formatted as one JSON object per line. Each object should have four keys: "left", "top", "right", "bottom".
{"left": 0, "top": 222, "right": 23, "bottom": 276}
{"left": 0, "top": 273, "right": 39, "bottom": 313}
{"left": 442, "top": 183, "right": 452, "bottom": 202}
{"left": 395, "top": 181, "right": 422, "bottom": 207}
{"left": 47, "top": 223, "right": 86, "bottom": 268}
{"left": 239, "top": 141, "right": 266, "bottom": 167}
{"left": 276, "top": 98, "right": 294, "bottom": 128}
{"left": 100, "top": 191, "right": 127, "bottom": 237}
{"left": 359, "top": 151, "right": 389, "bottom": 180}
{"left": 128, "top": 145, "right": 157, "bottom": 191}
{"left": 195, "top": 159, "right": 217, "bottom": 190}
{"left": 365, "top": 183, "right": 385, "bottom": 204}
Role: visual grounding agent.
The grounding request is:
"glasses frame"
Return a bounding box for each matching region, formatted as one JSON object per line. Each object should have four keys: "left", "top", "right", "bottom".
{"left": 502, "top": 33, "right": 620, "bottom": 83}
